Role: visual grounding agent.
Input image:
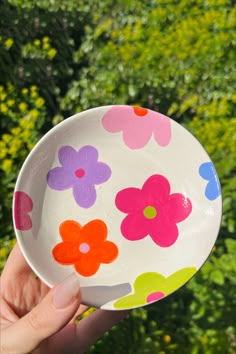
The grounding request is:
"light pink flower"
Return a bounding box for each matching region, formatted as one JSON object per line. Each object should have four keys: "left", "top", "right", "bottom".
{"left": 115, "top": 174, "right": 192, "bottom": 247}
{"left": 102, "top": 105, "right": 171, "bottom": 149}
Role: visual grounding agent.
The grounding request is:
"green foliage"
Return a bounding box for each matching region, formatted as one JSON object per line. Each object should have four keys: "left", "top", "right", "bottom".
{"left": 0, "top": 82, "right": 46, "bottom": 242}
{"left": 60, "top": 0, "right": 236, "bottom": 118}
{"left": 0, "top": 0, "right": 235, "bottom": 353}
{"left": 186, "top": 242, "right": 236, "bottom": 354}
{"left": 0, "top": 0, "right": 88, "bottom": 114}
{"left": 187, "top": 116, "right": 236, "bottom": 236}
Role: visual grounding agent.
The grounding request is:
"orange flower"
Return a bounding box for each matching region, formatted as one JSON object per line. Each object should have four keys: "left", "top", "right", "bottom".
{"left": 52, "top": 219, "right": 119, "bottom": 277}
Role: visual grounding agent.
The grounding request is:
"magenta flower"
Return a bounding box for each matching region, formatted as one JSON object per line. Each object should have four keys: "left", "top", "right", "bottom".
{"left": 102, "top": 105, "right": 171, "bottom": 149}
{"left": 47, "top": 145, "right": 111, "bottom": 208}
{"left": 14, "top": 191, "right": 33, "bottom": 231}
{"left": 115, "top": 174, "right": 192, "bottom": 247}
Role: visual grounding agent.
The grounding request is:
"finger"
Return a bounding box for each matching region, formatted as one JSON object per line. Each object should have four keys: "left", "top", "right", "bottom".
{"left": 49, "top": 308, "right": 130, "bottom": 353}
{"left": 1, "top": 243, "right": 32, "bottom": 279}
{"left": 75, "top": 309, "right": 130, "bottom": 353}
{"left": 0, "top": 296, "right": 19, "bottom": 324}
{"left": 1, "top": 273, "right": 81, "bottom": 354}
{"left": 71, "top": 305, "right": 90, "bottom": 323}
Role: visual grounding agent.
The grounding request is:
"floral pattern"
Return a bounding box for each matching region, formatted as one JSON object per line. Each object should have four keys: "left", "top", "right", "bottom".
{"left": 199, "top": 162, "right": 221, "bottom": 200}
{"left": 102, "top": 105, "right": 171, "bottom": 149}
{"left": 115, "top": 174, "right": 192, "bottom": 247}
{"left": 114, "top": 267, "right": 197, "bottom": 309}
{"left": 47, "top": 145, "right": 111, "bottom": 208}
{"left": 13, "top": 191, "right": 33, "bottom": 231}
{"left": 52, "top": 219, "right": 119, "bottom": 277}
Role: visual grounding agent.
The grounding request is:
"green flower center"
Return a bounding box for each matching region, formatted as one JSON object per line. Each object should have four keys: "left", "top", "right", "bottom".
{"left": 143, "top": 206, "right": 157, "bottom": 219}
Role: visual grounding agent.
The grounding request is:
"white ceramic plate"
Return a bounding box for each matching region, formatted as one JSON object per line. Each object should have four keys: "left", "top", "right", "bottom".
{"left": 13, "top": 105, "right": 222, "bottom": 310}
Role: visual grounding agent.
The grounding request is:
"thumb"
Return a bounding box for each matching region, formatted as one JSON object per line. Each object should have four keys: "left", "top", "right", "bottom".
{"left": 5, "top": 273, "right": 81, "bottom": 354}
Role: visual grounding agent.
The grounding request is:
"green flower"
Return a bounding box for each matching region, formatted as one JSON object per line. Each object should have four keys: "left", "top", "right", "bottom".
{"left": 114, "top": 267, "right": 197, "bottom": 309}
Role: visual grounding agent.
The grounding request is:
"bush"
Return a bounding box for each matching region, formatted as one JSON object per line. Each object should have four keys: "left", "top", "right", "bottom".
{"left": 0, "top": 1, "right": 235, "bottom": 353}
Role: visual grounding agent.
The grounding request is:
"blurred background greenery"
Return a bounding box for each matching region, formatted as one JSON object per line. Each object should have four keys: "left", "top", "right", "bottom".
{"left": 0, "top": 0, "right": 235, "bottom": 353}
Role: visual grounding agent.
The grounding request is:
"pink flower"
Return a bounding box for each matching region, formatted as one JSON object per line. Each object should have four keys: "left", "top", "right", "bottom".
{"left": 102, "top": 105, "right": 171, "bottom": 149}
{"left": 13, "top": 191, "right": 33, "bottom": 231}
{"left": 115, "top": 174, "right": 192, "bottom": 247}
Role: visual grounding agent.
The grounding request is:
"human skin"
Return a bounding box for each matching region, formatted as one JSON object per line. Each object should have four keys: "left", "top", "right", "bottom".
{"left": 0, "top": 244, "right": 129, "bottom": 353}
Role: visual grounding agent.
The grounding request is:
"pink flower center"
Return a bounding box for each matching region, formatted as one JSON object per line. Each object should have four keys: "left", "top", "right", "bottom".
{"left": 146, "top": 291, "right": 165, "bottom": 303}
{"left": 79, "top": 243, "right": 90, "bottom": 254}
{"left": 143, "top": 206, "right": 157, "bottom": 219}
{"left": 133, "top": 106, "right": 148, "bottom": 117}
{"left": 75, "top": 168, "right": 85, "bottom": 178}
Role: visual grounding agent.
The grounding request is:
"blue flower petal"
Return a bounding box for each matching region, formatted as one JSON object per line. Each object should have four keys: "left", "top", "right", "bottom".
{"left": 199, "top": 162, "right": 221, "bottom": 200}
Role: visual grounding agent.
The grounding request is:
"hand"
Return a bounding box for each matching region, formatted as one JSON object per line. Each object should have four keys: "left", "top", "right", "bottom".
{"left": 0, "top": 244, "right": 129, "bottom": 353}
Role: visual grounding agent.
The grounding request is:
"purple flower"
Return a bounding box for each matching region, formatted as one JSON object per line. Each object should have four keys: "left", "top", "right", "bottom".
{"left": 47, "top": 145, "right": 111, "bottom": 208}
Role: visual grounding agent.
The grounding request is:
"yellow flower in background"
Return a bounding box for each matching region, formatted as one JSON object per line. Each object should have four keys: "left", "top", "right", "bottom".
{"left": 0, "top": 247, "right": 7, "bottom": 259}
{"left": 18, "top": 102, "right": 28, "bottom": 112}
{"left": 52, "top": 114, "right": 63, "bottom": 126}
{"left": 43, "top": 42, "right": 50, "bottom": 50}
{"left": 11, "top": 239, "right": 17, "bottom": 247}
{"left": 200, "top": 336, "right": 208, "bottom": 344}
{"left": 9, "top": 139, "right": 22, "bottom": 155}
{"left": 22, "top": 130, "right": 31, "bottom": 140}
{"left": 30, "top": 85, "right": 38, "bottom": 98}
{"left": 0, "top": 93, "right": 7, "bottom": 101}
{"left": 30, "top": 85, "right": 38, "bottom": 92}
{"left": 0, "top": 147, "right": 8, "bottom": 159}
{"left": 0, "top": 86, "right": 3, "bottom": 92}
{"left": 163, "top": 335, "right": 171, "bottom": 344}
{"left": 1, "top": 159, "right": 13, "bottom": 173}
{"left": 34, "top": 39, "right": 41, "bottom": 47}
{"left": 30, "top": 91, "right": 38, "bottom": 98}
{"left": 43, "top": 36, "right": 50, "bottom": 43}
{"left": 19, "top": 118, "right": 34, "bottom": 129}
{"left": 2, "top": 134, "right": 11, "bottom": 143}
{"left": 21, "top": 88, "right": 28, "bottom": 95}
{"left": 27, "top": 142, "right": 35, "bottom": 150}
{"left": 4, "top": 38, "right": 14, "bottom": 49}
{"left": 0, "top": 103, "right": 8, "bottom": 113}
{"left": 7, "top": 99, "right": 15, "bottom": 107}
{"left": 35, "top": 97, "right": 45, "bottom": 108}
{"left": 11, "top": 127, "right": 21, "bottom": 135}
{"left": 29, "top": 109, "right": 39, "bottom": 118}
{"left": 6, "top": 83, "right": 14, "bottom": 94}
{"left": 232, "top": 94, "right": 236, "bottom": 103}
{"left": 48, "top": 48, "right": 57, "bottom": 59}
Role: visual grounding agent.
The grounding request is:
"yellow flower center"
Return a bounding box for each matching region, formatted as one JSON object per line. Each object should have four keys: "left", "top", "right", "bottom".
{"left": 143, "top": 206, "right": 157, "bottom": 219}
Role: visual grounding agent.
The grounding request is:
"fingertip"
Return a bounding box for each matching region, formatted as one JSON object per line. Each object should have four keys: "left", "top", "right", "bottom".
{"left": 52, "top": 273, "right": 81, "bottom": 309}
